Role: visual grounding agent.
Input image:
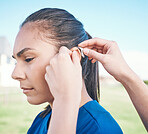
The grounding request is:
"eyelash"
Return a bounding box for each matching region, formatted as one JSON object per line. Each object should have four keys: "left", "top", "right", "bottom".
{"left": 25, "top": 58, "right": 34, "bottom": 63}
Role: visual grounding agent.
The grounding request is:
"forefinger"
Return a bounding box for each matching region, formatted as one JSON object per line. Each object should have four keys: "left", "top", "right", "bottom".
{"left": 59, "top": 46, "right": 72, "bottom": 56}
{"left": 78, "top": 37, "right": 110, "bottom": 48}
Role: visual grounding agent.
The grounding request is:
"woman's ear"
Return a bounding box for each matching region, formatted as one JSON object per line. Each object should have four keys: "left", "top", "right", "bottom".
{"left": 70, "top": 47, "right": 81, "bottom": 60}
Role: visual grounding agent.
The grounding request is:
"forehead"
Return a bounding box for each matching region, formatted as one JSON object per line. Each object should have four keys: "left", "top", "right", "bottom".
{"left": 13, "top": 25, "right": 39, "bottom": 51}
{"left": 13, "top": 24, "right": 57, "bottom": 55}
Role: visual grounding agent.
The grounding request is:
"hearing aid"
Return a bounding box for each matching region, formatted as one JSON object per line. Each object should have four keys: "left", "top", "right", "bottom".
{"left": 77, "top": 47, "right": 85, "bottom": 58}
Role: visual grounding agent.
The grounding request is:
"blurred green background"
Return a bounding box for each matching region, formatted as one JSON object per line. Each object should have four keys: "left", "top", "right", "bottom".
{"left": 0, "top": 84, "right": 147, "bottom": 134}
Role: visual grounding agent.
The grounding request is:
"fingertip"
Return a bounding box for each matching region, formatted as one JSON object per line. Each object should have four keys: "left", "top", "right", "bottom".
{"left": 78, "top": 44, "right": 82, "bottom": 47}
{"left": 59, "top": 46, "right": 67, "bottom": 51}
{"left": 83, "top": 48, "right": 90, "bottom": 55}
{"left": 71, "top": 47, "right": 81, "bottom": 60}
{"left": 59, "top": 46, "right": 72, "bottom": 55}
{"left": 78, "top": 41, "right": 86, "bottom": 47}
{"left": 91, "top": 59, "right": 97, "bottom": 63}
{"left": 72, "top": 50, "right": 81, "bottom": 64}
{"left": 88, "top": 57, "right": 92, "bottom": 60}
{"left": 73, "top": 50, "right": 80, "bottom": 59}
{"left": 72, "top": 50, "right": 77, "bottom": 56}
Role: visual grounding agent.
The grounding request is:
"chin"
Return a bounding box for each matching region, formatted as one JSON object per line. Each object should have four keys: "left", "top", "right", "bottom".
{"left": 27, "top": 97, "right": 48, "bottom": 105}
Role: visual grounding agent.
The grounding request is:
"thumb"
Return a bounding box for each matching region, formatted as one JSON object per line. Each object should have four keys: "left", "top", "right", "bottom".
{"left": 83, "top": 48, "right": 104, "bottom": 63}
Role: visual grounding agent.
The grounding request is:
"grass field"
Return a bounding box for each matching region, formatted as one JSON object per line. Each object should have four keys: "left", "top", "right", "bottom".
{"left": 100, "top": 84, "right": 147, "bottom": 134}
{"left": 0, "top": 85, "right": 147, "bottom": 134}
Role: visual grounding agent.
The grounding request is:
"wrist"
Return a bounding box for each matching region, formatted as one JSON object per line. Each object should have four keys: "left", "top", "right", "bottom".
{"left": 118, "top": 69, "right": 135, "bottom": 84}
{"left": 52, "top": 97, "right": 81, "bottom": 115}
{"left": 54, "top": 90, "right": 81, "bottom": 103}
{"left": 118, "top": 68, "right": 143, "bottom": 89}
{"left": 53, "top": 95, "right": 81, "bottom": 108}
{"left": 115, "top": 64, "right": 135, "bottom": 84}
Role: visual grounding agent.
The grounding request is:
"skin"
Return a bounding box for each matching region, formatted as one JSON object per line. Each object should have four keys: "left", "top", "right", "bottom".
{"left": 12, "top": 23, "right": 148, "bottom": 133}
{"left": 12, "top": 24, "right": 92, "bottom": 134}
{"left": 47, "top": 37, "right": 148, "bottom": 133}
{"left": 11, "top": 24, "right": 56, "bottom": 105}
{"left": 78, "top": 38, "right": 148, "bottom": 131}
{"left": 45, "top": 47, "right": 92, "bottom": 134}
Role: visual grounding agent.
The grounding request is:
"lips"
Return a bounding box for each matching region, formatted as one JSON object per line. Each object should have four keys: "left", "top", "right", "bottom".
{"left": 21, "top": 87, "right": 34, "bottom": 90}
{"left": 21, "top": 87, "right": 34, "bottom": 94}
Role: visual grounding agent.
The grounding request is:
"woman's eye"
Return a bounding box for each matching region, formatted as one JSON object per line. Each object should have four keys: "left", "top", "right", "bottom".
{"left": 25, "top": 58, "right": 34, "bottom": 62}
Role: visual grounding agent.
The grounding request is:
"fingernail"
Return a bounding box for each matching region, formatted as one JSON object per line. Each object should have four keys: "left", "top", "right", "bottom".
{"left": 88, "top": 57, "right": 92, "bottom": 60}
{"left": 73, "top": 50, "right": 78, "bottom": 56}
{"left": 83, "top": 48, "right": 90, "bottom": 55}
{"left": 73, "top": 50, "right": 81, "bottom": 60}
{"left": 73, "top": 50, "right": 77, "bottom": 54}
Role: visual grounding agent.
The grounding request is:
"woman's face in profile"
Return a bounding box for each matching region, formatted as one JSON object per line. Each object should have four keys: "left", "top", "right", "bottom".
{"left": 12, "top": 24, "right": 57, "bottom": 105}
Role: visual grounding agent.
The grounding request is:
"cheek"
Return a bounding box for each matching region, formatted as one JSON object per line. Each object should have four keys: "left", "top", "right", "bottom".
{"left": 27, "top": 56, "right": 51, "bottom": 89}
{"left": 29, "top": 61, "right": 49, "bottom": 88}
{"left": 31, "top": 63, "right": 46, "bottom": 82}
{"left": 30, "top": 58, "right": 47, "bottom": 76}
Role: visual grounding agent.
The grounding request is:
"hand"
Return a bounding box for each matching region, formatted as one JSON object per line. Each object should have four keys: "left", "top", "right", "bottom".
{"left": 78, "top": 37, "right": 132, "bottom": 82}
{"left": 79, "top": 38, "right": 148, "bottom": 131}
{"left": 45, "top": 46, "right": 82, "bottom": 103}
{"left": 46, "top": 46, "right": 82, "bottom": 134}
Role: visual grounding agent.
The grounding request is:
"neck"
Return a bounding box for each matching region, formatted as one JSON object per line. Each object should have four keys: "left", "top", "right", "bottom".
{"left": 79, "top": 79, "right": 92, "bottom": 108}
{"left": 49, "top": 79, "right": 92, "bottom": 108}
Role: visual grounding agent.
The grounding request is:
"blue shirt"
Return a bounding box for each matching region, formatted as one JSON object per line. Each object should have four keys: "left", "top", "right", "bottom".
{"left": 27, "top": 100, "right": 123, "bottom": 134}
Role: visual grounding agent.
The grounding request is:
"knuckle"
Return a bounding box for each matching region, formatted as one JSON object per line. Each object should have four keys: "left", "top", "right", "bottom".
{"left": 59, "top": 46, "right": 67, "bottom": 51}
{"left": 93, "top": 37, "right": 99, "bottom": 39}
{"left": 58, "top": 53, "right": 67, "bottom": 60}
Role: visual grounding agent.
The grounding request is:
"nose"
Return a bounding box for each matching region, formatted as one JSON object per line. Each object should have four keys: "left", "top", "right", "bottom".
{"left": 11, "top": 64, "right": 26, "bottom": 81}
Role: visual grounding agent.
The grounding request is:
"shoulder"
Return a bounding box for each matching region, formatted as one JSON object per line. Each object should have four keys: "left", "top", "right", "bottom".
{"left": 30, "top": 111, "right": 43, "bottom": 126}
{"left": 76, "top": 100, "right": 123, "bottom": 134}
{"left": 27, "top": 111, "right": 51, "bottom": 134}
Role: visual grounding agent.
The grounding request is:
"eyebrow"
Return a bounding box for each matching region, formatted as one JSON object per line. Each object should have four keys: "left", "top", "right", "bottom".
{"left": 12, "top": 48, "right": 35, "bottom": 59}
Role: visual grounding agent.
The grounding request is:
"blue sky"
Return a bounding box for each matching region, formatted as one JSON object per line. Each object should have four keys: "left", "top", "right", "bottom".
{"left": 0, "top": 0, "right": 148, "bottom": 53}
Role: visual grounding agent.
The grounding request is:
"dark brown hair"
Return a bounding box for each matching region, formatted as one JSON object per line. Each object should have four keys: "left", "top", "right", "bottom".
{"left": 21, "top": 8, "right": 99, "bottom": 118}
